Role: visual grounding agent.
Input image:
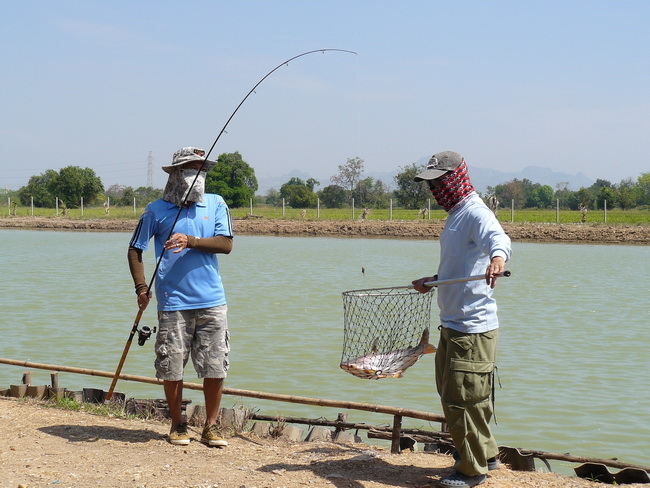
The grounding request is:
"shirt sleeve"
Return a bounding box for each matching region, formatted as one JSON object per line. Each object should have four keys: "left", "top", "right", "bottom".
{"left": 471, "top": 206, "right": 512, "bottom": 263}
{"left": 129, "top": 209, "right": 156, "bottom": 251}
{"left": 213, "top": 197, "right": 234, "bottom": 238}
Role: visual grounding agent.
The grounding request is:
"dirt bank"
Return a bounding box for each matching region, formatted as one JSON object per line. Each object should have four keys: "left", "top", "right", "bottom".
{"left": 1, "top": 216, "right": 649, "bottom": 244}
{"left": 3, "top": 397, "right": 639, "bottom": 488}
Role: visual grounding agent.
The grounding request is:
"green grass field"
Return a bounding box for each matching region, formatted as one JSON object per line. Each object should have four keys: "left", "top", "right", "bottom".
{"left": 1, "top": 204, "right": 649, "bottom": 225}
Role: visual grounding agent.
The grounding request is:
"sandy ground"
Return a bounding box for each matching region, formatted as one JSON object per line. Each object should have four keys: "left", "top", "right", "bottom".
{"left": 2, "top": 397, "right": 638, "bottom": 488}
{"left": 1, "top": 216, "right": 650, "bottom": 244}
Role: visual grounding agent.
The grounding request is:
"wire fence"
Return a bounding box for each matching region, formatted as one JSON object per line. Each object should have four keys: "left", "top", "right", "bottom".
{"left": 1, "top": 196, "right": 649, "bottom": 226}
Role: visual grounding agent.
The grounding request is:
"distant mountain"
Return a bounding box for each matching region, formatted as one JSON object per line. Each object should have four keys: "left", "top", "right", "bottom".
{"left": 469, "top": 165, "right": 593, "bottom": 195}
{"left": 255, "top": 163, "right": 593, "bottom": 196}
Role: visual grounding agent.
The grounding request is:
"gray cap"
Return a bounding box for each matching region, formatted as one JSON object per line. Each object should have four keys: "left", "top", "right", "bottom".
{"left": 162, "top": 147, "right": 216, "bottom": 174}
{"left": 414, "top": 151, "right": 463, "bottom": 181}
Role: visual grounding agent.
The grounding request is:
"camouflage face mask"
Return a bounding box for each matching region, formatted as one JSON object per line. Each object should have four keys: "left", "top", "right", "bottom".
{"left": 163, "top": 168, "right": 206, "bottom": 207}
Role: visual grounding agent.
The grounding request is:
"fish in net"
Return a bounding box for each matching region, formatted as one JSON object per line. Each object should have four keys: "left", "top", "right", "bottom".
{"left": 340, "top": 286, "right": 436, "bottom": 380}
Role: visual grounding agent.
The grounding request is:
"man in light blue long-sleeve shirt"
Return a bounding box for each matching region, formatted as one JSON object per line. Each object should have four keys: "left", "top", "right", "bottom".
{"left": 412, "top": 151, "right": 512, "bottom": 488}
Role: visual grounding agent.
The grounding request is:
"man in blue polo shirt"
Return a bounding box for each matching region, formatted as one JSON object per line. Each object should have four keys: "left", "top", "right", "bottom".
{"left": 128, "top": 146, "right": 233, "bottom": 447}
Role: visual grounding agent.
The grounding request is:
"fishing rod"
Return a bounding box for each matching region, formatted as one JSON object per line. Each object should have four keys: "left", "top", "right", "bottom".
{"left": 106, "top": 48, "right": 357, "bottom": 400}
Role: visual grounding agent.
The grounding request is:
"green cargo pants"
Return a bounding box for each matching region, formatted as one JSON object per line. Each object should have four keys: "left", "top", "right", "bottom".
{"left": 435, "top": 326, "right": 499, "bottom": 476}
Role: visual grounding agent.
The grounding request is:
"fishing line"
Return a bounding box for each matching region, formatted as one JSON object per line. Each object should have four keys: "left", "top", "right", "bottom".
{"left": 151, "top": 49, "right": 359, "bottom": 292}
{"left": 106, "top": 48, "right": 357, "bottom": 400}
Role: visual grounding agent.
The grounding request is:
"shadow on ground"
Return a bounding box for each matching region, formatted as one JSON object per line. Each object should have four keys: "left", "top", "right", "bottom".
{"left": 258, "top": 445, "right": 450, "bottom": 488}
{"left": 39, "top": 424, "right": 161, "bottom": 443}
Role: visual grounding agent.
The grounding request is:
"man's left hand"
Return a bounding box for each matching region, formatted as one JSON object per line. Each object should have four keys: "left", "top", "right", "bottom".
{"left": 165, "top": 233, "right": 189, "bottom": 254}
{"left": 486, "top": 256, "right": 506, "bottom": 289}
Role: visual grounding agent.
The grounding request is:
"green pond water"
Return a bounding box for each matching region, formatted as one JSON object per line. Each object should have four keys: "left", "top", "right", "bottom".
{"left": 1, "top": 229, "right": 648, "bottom": 474}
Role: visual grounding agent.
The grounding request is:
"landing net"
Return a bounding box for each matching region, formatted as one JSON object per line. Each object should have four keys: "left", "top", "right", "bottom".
{"left": 340, "top": 286, "right": 435, "bottom": 380}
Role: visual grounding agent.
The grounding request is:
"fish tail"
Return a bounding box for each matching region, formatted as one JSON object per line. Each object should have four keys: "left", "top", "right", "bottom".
{"left": 423, "top": 343, "right": 437, "bottom": 354}
{"left": 420, "top": 328, "right": 430, "bottom": 344}
{"left": 419, "top": 328, "right": 436, "bottom": 354}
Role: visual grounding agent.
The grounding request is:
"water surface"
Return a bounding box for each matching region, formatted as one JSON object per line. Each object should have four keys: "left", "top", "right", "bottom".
{"left": 0, "top": 229, "right": 648, "bottom": 473}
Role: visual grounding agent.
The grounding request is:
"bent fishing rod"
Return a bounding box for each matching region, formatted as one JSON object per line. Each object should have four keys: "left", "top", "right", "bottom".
{"left": 106, "top": 49, "right": 357, "bottom": 400}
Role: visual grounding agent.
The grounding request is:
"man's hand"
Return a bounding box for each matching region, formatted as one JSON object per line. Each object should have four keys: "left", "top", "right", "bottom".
{"left": 137, "top": 290, "right": 152, "bottom": 310}
{"left": 164, "top": 233, "right": 189, "bottom": 254}
{"left": 486, "top": 256, "right": 506, "bottom": 289}
{"left": 411, "top": 275, "right": 437, "bottom": 293}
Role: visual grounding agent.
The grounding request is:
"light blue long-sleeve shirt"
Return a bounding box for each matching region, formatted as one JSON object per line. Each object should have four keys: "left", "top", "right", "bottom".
{"left": 437, "top": 193, "right": 512, "bottom": 333}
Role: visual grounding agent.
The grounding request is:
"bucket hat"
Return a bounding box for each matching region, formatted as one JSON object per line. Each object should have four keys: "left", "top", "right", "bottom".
{"left": 162, "top": 147, "right": 216, "bottom": 174}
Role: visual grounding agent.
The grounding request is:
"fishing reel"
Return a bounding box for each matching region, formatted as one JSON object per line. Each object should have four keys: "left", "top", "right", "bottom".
{"left": 137, "top": 325, "right": 157, "bottom": 346}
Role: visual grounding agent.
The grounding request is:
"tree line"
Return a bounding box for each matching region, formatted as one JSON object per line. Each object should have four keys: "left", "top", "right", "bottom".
{"left": 9, "top": 152, "right": 650, "bottom": 211}
{"left": 263, "top": 158, "right": 650, "bottom": 212}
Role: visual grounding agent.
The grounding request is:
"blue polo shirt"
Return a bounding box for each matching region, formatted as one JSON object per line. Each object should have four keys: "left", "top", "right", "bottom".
{"left": 129, "top": 194, "right": 233, "bottom": 311}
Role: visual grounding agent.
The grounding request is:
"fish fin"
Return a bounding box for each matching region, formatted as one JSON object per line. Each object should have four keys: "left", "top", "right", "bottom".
{"left": 420, "top": 328, "right": 430, "bottom": 344}
{"left": 420, "top": 328, "right": 436, "bottom": 354}
{"left": 423, "top": 344, "right": 437, "bottom": 354}
{"left": 392, "top": 372, "right": 403, "bottom": 378}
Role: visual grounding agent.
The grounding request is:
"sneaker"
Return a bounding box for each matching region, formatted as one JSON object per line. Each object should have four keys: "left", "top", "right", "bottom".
{"left": 201, "top": 424, "right": 228, "bottom": 447}
{"left": 437, "top": 471, "right": 486, "bottom": 488}
{"left": 168, "top": 422, "right": 190, "bottom": 446}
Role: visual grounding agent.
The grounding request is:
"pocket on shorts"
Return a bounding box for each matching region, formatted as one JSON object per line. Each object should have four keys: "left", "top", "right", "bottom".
{"left": 449, "top": 358, "right": 494, "bottom": 404}
{"left": 153, "top": 328, "right": 172, "bottom": 372}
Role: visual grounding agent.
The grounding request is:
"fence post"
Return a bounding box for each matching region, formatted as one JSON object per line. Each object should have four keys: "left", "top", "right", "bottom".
{"left": 317, "top": 198, "right": 320, "bottom": 218}
{"left": 510, "top": 199, "right": 514, "bottom": 223}
{"left": 56, "top": 197, "right": 59, "bottom": 216}
{"left": 604, "top": 199, "right": 607, "bottom": 223}
{"left": 282, "top": 198, "right": 285, "bottom": 217}
{"left": 389, "top": 199, "right": 393, "bottom": 221}
{"left": 556, "top": 199, "right": 559, "bottom": 223}
{"left": 81, "top": 197, "right": 84, "bottom": 217}
{"left": 391, "top": 415, "right": 403, "bottom": 454}
{"left": 133, "top": 197, "right": 136, "bottom": 214}
{"left": 249, "top": 198, "right": 253, "bottom": 216}
{"left": 428, "top": 199, "right": 431, "bottom": 219}
{"left": 352, "top": 198, "right": 355, "bottom": 220}
{"left": 31, "top": 196, "right": 34, "bottom": 216}
{"left": 6, "top": 197, "right": 9, "bottom": 216}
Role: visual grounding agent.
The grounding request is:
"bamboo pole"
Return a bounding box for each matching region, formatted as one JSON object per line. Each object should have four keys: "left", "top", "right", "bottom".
{"left": 0, "top": 358, "right": 445, "bottom": 423}
{"left": 509, "top": 447, "right": 650, "bottom": 472}
{"left": 368, "top": 431, "right": 650, "bottom": 472}
{"left": 5, "top": 358, "right": 648, "bottom": 472}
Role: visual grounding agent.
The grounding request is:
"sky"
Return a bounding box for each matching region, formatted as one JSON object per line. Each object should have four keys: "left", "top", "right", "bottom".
{"left": 1, "top": 1, "right": 649, "bottom": 192}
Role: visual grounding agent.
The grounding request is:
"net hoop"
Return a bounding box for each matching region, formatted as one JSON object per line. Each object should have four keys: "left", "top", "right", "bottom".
{"left": 340, "top": 286, "right": 435, "bottom": 380}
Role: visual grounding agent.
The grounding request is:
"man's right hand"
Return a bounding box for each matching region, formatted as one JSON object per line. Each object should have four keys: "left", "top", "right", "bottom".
{"left": 411, "top": 275, "right": 437, "bottom": 293}
{"left": 137, "top": 291, "right": 151, "bottom": 310}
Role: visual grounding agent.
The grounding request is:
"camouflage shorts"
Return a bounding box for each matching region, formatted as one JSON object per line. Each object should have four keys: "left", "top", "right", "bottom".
{"left": 154, "top": 305, "right": 229, "bottom": 381}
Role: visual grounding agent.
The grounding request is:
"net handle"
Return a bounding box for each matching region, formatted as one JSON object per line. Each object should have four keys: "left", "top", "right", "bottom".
{"left": 420, "top": 270, "right": 511, "bottom": 288}
{"left": 342, "top": 271, "right": 511, "bottom": 295}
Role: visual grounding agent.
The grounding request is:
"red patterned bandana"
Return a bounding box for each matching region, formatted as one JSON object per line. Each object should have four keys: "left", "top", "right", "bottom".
{"left": 429, "top": 160, "right": 475, "bottom": 212}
